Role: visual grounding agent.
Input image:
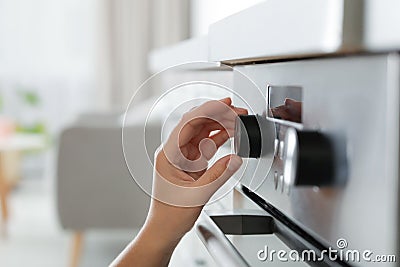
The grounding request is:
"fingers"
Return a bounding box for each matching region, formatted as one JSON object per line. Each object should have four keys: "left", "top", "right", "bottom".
{"left": 233, "top": 106, "right": 248, "bottom": 115}
{"left": 192, "top": 130, "right": 230, "bottom": 166}
{"left": 163, "top": 97, "right": 247, "bottom": 174}
{"left": 195, "top": 130, "right": 230, "bottom": 164}
{"left": 220, "top": 97, "right": 232, "bottom": 106}
{"left": 271, "top": 106, "right": 290, "bottom": 120}
{"left": 198, "top": 138, "right": 218, "bottom": 160}
{"left": 271, "top": 98, "right": 302, "bottom": 123}
{"left": 190, "top": 121, "right": 225, "bottom": 145}
{"left": 196, "top": 129, "right": 230, "bottom": 161}
{"left": 196, "top": 154, "right": 242, "bottom": 187}
{"left": 152, "top": 155, "right": 242, "bottom": 207}
{"left": 209, "top": 129, "right": 229, "bottom": 148}
{"left": 189, "top": 129, "right": 229, "bottom": 165}
{"left": 181, "top": 98, "right": 245, "bottom": 128}
{"left": 176, "top": 98, "right": 247, "bottom": 146}
{"left": 186, "top": 104, "right": 247, "bottom": 143}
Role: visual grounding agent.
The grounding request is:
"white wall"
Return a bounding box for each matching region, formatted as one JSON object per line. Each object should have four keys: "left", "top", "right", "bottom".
{"left": 0, "top": 0, "right": 103, "bottom": 134}
{"left": 190, "top": 0, "right": 266, "bottom": 37}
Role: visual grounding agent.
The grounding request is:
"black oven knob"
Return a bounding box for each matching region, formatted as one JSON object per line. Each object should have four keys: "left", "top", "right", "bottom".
{"left": 282, "top": 127, "right": 334, "bottom": 187}
{"left": 234, "top": 115, "right": 265, "bottom": 158}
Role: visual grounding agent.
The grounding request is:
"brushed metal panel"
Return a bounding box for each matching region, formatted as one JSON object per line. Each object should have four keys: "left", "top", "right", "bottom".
{"left": 232, "top": 54, "right": 399, "bottom": 264}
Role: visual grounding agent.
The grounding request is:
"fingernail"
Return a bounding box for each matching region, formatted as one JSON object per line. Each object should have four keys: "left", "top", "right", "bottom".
{"left": 227, "top": 155, "right": 242, "bottom": 171}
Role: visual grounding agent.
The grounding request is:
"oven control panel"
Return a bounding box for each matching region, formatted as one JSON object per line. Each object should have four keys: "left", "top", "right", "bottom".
{"left": 234, "top": 85, "right": 343, "bottom": 194}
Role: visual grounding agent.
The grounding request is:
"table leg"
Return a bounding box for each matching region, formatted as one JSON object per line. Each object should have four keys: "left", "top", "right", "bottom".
{"left": 0, "top": 153, "right": 8, "bottom": 223}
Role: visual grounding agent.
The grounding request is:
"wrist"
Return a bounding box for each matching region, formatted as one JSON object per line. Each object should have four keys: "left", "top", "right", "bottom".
{"left": 146, "top": 199, "right": 202, "bottom": 241}
{"left": 141, "top": 219, "right": 183, "bottom": 252}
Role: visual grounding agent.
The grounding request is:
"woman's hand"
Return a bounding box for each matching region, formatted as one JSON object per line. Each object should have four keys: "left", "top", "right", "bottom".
{"left": 149, "top": 97, "right": 247, "bottom": 239}
{"left": 111, "top": 97, "right": 247, "bottom": 267}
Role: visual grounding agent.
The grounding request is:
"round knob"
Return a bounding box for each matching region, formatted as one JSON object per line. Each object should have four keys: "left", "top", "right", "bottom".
{"left": 234, "top": 115, "right": 263, "bottom": 158}
{"left": 234, "top": 115, "right": 275, "bottom": 158}
{"left": 283, "top": 127, "right": 334, "bottom": 187}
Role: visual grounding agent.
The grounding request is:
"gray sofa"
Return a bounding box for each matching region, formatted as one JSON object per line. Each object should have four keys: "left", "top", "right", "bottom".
{"left": 56, "top": 110, "right": 161, "bottom": 267}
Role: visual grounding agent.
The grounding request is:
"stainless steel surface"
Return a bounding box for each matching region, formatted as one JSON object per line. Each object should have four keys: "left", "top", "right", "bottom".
{"left": 267, "top": 85, "right": 303, "bottom": 122}
{"left": 197, "top": 210, "right": 310, "bottom": 267}
{"left": 283, "top": 127, "right": 298, "bottom": 192}
{"left": 232, "top": 53, "right": 400, "bottom": 265}
{"left": 196, "top": 211, "right": 255, "bottom": 267}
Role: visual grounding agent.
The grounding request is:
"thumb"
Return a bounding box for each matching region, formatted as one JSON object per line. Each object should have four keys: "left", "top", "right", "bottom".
{"left": 196, "top": 154, "right": 243, "bottom": 187}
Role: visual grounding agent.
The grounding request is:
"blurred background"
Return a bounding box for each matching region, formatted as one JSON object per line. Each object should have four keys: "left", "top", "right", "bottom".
{"left": 0, "top": 0, "right": 263, "bottom": 266}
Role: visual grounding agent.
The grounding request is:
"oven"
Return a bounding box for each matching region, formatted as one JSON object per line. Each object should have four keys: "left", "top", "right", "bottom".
{"left": 196, "top": 53, "right": 400, "bottom": 266}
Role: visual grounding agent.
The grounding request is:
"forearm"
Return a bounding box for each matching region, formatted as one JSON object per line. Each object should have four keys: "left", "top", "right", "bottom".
{"left": 110, "top": 224, "right": 181, "bottom": 267}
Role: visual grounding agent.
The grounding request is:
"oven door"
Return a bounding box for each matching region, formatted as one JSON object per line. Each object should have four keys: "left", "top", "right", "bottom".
{"left": 196, "top": 189, "right": 349, "bottom": 267}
